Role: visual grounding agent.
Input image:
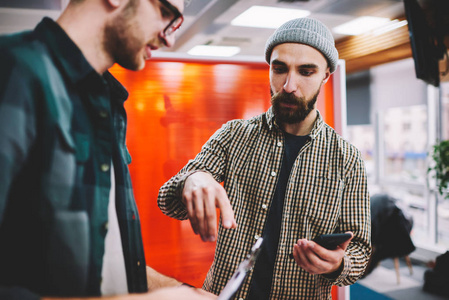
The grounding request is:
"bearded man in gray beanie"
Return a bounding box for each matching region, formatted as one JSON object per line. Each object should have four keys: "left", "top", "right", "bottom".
{"left": 158, "top": 17, "right": 371, "bottom": 299}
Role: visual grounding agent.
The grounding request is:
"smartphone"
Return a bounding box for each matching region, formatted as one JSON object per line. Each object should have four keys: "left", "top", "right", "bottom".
{"left": 289, "top": 233, "right": 352, "bottom": 259}
{"left": 312, "top": 233, "right": 352, "bottom": 250}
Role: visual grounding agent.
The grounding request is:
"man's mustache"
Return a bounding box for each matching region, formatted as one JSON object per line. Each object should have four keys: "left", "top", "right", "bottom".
{"left": 272, "top": 92, "right": 303, "bottom": 104}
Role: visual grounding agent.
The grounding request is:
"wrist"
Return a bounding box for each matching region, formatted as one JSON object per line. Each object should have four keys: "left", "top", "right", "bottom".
{"left": 324, "top": 259, "right": 344, "bottom": 279}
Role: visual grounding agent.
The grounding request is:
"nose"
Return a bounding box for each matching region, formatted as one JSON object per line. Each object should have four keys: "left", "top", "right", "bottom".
{"left": 159, "top": 32, "right": 176, "bottom": 48}
{"left": 283, "top": 72, "right": 298, "bottom": 94}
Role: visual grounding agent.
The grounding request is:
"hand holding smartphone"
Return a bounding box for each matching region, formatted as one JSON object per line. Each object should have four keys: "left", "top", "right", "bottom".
{"left": 289, "top": 233, "right": 352, "bottom": 259}
{"left": 312, "top": 233, "right": 352, "bottom": 250}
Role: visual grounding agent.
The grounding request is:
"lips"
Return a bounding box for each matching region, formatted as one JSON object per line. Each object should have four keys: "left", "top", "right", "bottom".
{"left": 145, "top": 44, "right": 159, "bottom": 60}
{"left": 144, "top": 45, "right": 152, "bottom": 60}
{"left": 280, "top": 101, "right": 298, "bottom": 109}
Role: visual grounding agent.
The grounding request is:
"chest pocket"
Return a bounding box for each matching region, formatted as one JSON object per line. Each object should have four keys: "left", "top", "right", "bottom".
{"left": 43, "top": 125, "right": 76, "bottom": 209}
{"left": 299, "top": 176, "right": 344, "bottom": 235}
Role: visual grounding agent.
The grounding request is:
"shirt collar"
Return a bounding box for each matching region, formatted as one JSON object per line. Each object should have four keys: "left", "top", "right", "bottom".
{"left": 308, "top": 111, "right": 324, "bottom": 140}
{"left": 266, "top": 106, "right": 276, "bottom": 130}
{"left": 34, "top": 17, "right": 95, "bottom": 85}
{"left": 104, "top": 71, "right": 129, "bottom": 105}
{"left": 34, "top": 17, "right": 128, "bottom": 104}
{"left": 266, "top": 107, "right": 325, "bottom": 139}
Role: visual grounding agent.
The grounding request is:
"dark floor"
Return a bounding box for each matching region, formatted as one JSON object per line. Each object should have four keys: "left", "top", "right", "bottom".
{"left": 357, "top": 258, "right": 449, "bottom": 300}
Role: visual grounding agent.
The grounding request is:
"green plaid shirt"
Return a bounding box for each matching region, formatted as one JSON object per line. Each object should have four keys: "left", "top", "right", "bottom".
{"left": 0, "top": 18, "right": 147, "bottom": 298}
{"left": 158, "top": 109, "right": 371, "bottom": 299}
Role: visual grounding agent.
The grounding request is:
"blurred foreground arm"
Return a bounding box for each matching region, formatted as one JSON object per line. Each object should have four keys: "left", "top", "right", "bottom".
{"left": 146, "top": 266, "right": 180, "bottom": 291}
{"left": 42, "top": 286, "right": 216, "bottom": 300}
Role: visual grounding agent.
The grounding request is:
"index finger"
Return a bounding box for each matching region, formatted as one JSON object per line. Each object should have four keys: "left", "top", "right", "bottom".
{"left": 215, "top": 188, "right": 237, "bottom": 229}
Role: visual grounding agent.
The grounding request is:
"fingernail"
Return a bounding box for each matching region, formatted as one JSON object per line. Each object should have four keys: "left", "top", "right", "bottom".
{"left": 223, "top": 220, "right": 232, "bottom": 228}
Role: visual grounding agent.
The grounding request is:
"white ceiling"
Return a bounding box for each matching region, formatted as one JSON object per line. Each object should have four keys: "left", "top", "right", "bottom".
{"left": 0, "top": 0, "right": 406, "bottom": 61}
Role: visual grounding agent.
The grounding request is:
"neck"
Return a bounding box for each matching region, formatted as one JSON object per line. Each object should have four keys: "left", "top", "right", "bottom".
{"left": 57, "top": 2, "right": 114, "bottom": 74}
{"left": 281, "top": 109, "right": 317, "bottom": 136}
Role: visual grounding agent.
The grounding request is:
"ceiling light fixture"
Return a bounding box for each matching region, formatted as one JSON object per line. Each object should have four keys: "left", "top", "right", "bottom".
{"left": 372, "top": 19, "right": 408, "bottom": 36}
{"left": 187, "top": 45, "right": 241, "bottom": 57}
{"left": 231, "top": 5, "right": 310, "bottom": 29}
{"left": 333, "top": 16, "right": 391, "bottom": 36}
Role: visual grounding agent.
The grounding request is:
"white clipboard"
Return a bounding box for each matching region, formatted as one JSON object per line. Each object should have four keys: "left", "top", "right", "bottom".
{"left": 217, "top": 237, "right": 263, "bottom": 300}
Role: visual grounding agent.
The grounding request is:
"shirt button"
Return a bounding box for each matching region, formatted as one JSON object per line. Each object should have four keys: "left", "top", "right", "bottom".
{"left": 104, "top": 222, "right": 109, "bottom": 231}
{"left": 277, "top": 141, "right": 282, "bottom": 147}
{"left": 101, "top": 163, "right": 110, "bottom": 172}
{"left": 137, "top": 261, "right": 141, "bottom": 266}
{"left": 262, "top": 204, "right": 268, "bottom": 210}
{"left": 99, "top": 111, "right": 108, "bottom": 118}
{"left": 271, "top": 171, "right": 276, "bottom": 177}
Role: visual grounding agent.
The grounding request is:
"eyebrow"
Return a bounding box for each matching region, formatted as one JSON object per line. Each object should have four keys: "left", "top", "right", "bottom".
{"left": 271, "top": 59, "right": 319, "bottom": 69}
{"left": 271, "top": 59, "right": 286, "bottom": 67}
{"left": 298, "top": 63, "right": 320, "bottom": 69}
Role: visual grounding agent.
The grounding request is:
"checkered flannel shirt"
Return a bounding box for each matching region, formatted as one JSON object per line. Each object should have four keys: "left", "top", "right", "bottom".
{"left": 158, "top": 107, "right": 371, "bottom": 299}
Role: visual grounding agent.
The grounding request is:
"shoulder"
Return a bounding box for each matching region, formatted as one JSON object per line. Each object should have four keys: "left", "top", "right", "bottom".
{"left": 0, "top": 30, "right": 33, "bottom": 48}
{"left": 222, "top": 112, "right": 268, "bottom": 132}
{"left": 0, "top": 31, "right": 57, "bottom": 115}
{"left": 209, "top": 112, "right": 269, "bottom": 145}
{"left": 0, "top": 30, "right": 52, "bottom": 78}
{"left": 321, "top": 123, "right": 363, "bottom": 161}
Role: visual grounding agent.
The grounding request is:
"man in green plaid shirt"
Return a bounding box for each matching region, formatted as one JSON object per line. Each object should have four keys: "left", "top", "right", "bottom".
{"left": 0, "top": 0, "right": 215, "bottom": 299}
{"left": 158, "top": 18, "right": 371, "bottom": 299}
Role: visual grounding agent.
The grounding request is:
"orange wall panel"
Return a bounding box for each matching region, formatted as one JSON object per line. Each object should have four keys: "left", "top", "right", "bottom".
{"left": 110, "top": 59, "right": 337, "bottom": 293}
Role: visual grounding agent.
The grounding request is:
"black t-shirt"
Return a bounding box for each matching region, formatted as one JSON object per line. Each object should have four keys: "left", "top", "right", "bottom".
{"left": 247, "top": 131, "right": 309, "bottom": 300}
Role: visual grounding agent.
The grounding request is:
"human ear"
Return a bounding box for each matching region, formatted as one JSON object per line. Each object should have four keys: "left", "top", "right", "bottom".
{"left": 322, "top": 68, "right": 331, "bottom": 84}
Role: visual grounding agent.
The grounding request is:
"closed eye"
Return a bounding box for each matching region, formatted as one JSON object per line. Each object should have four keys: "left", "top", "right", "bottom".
{"left": 272, "top": 66, "right": 288, "bottom": 74}
{"left": 299, "top": 69, "right": 315, "bottom": 76}
{"left": 298, "top": 64, "right": 319, "bottom": 77}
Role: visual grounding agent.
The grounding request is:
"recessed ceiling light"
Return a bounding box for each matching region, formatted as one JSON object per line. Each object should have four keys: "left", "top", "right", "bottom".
{"left": 333, "top": 16, "right": 391, "bottom": 36}
{"left": 231, "top": 5, "right": 310, "bottom": 29}
{"left": 187, "top": 45, "right": 241, "bottom": 57}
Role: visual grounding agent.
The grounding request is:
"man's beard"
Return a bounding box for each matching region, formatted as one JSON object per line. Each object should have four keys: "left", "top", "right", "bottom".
{"left": 271, "top": 89, "right": 320, "bottom": 125}
{"left": 103, "top": 0, "right": 143, "bottom": 71}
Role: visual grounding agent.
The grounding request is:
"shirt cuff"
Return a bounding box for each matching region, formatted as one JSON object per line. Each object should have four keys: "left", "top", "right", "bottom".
{"left": 322, "top": 254, "right": 352, "bottom": 284}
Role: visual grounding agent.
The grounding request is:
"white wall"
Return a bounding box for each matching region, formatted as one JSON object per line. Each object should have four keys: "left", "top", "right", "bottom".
{"left": 370, "top": 58, "right": 427, "bottom": 113}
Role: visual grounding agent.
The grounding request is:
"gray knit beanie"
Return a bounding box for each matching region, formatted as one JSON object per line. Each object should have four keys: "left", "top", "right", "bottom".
{"left": 265, "top": 18, "right": 339, "bottom": 73}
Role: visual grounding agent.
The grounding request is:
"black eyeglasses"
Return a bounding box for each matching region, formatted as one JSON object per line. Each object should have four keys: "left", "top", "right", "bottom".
{"left": 158, "top": 0, "right": 184, "bottom": 36}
